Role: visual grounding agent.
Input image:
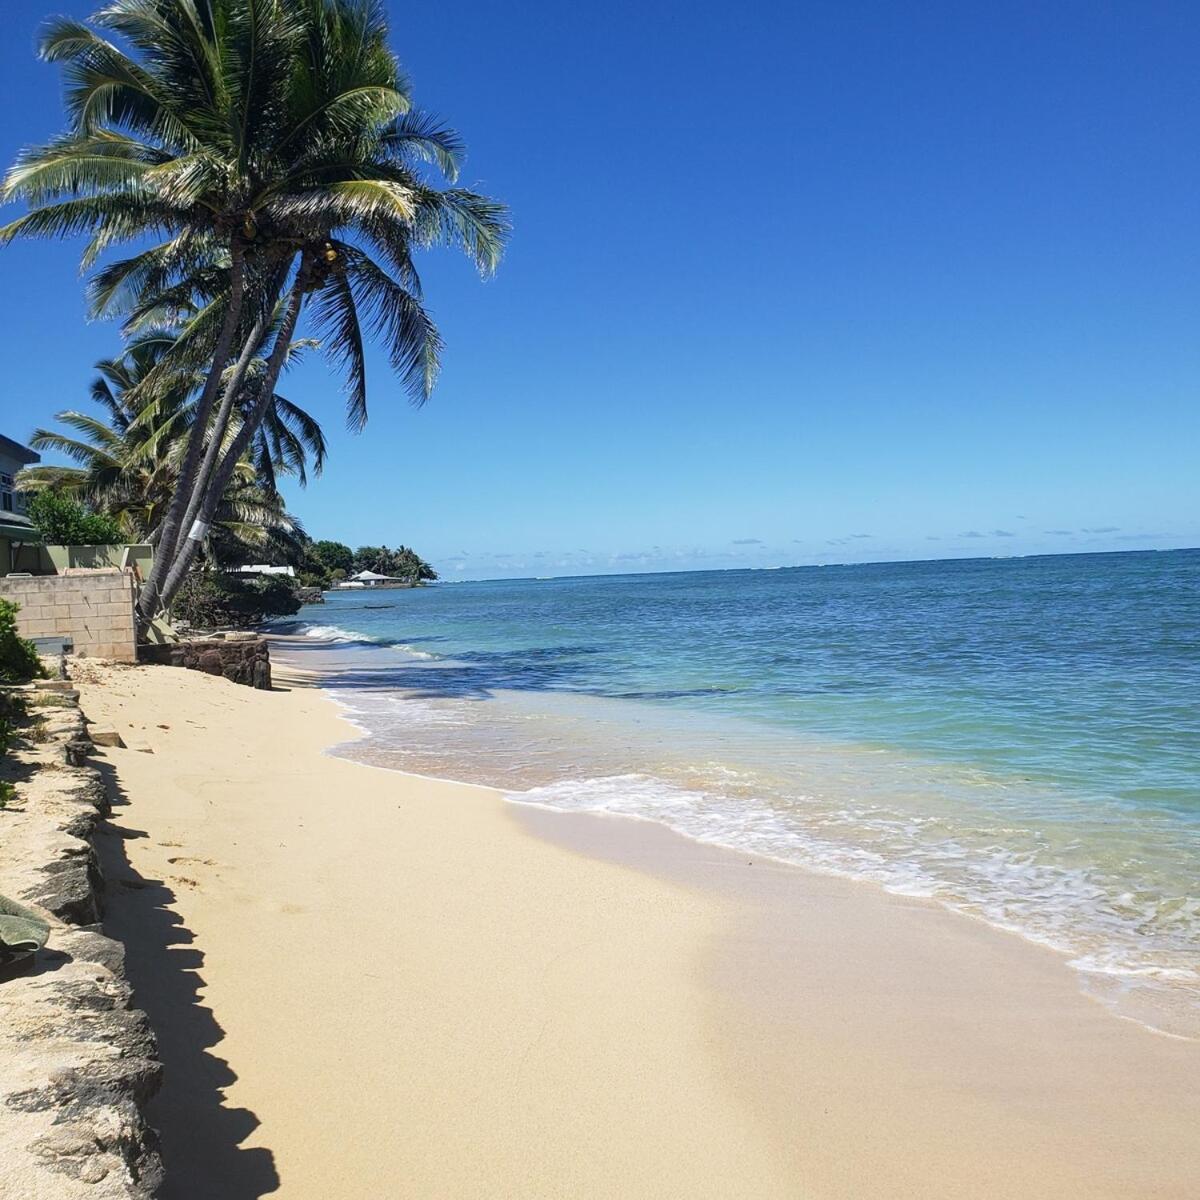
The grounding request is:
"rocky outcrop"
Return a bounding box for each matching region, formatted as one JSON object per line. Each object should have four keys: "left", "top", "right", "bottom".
{"left": 0, "top": 683, "right": 163, "bottom": 1198}
{"left": 138, "top": 633, "right": 271, "bottom": 689}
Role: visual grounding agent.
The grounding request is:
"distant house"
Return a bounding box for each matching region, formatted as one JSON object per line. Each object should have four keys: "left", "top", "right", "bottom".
{"left": 340, "top": 570, "right": 395, "bottom": 588}
{"left": 230, "top": 564, "right": 296, "bottom": 578}
{"left": 0, "top": 434, "right": 42, "bottom": 573}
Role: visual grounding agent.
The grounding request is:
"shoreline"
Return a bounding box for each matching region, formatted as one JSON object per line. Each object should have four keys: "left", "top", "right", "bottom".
{"left": 84, "top": 660, "right": 1200, "bottom": 1197}
{"left": 273, "top": 630, "right": 1200, "bottom": 1042}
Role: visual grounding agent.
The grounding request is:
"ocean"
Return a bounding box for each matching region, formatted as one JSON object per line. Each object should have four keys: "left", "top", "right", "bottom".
{"left": 273, "top": 549, "right": 1200, "bottom": 1035}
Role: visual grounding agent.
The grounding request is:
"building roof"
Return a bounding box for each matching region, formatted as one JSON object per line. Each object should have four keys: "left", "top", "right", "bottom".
{"left": 349, "top": 569, "right": 397, "bottom": 581}
{"left": 0, "top": 434, "right": 40, "bottom": 466}
{"left": 0, "top": 515, "right": 40, "bottom": 541}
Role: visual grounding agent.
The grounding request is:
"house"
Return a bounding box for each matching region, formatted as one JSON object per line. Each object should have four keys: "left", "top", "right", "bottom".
{"left": 340, "top": 570, "right": 394, "bottom": 587}
{"left": 229, "top": 564, "right": 296, "bottom": 577}
{"left": 0, "top": 434, "right": 43, "bottom": 574}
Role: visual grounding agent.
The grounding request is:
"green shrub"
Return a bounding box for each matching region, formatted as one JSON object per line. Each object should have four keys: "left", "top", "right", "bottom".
{"left": 27, "top": 490, "right": 123, "bottom": 546}
{"left": 171, "top": 572, "right": 302, "bottom": 630}
{"left": 310, "top": 540, "right": 354, "bottom": 575}
{"left": 0, "top": 781, "right": 16, "bottom": 810}
{"left": 0, "top": 600, "right": 44, "bottom": 683}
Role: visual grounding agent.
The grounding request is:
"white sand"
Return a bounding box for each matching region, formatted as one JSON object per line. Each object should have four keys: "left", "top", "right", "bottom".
{"left": 80, "top": 662, "right": 1200, "bottom": 1198}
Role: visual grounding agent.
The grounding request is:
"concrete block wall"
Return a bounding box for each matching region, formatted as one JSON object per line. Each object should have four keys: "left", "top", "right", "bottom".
{"left": 0, "top": 568, "right": 137, "bottom": 663}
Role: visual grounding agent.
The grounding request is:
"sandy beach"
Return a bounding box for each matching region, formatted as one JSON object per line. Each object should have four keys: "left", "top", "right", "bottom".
{"left": 78, "top": 658, "right": 1199, "bottom": 1199}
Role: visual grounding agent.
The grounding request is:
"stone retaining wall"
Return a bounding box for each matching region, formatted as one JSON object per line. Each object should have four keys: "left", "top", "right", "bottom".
{"left": 1, "top": 570, "right": 137, "bottom": 663}
{"left": 138, "top": 634, "right": 271, "bottom": 689}
{"left": 0, "top": 680, "right": 162, "bottom": 1197}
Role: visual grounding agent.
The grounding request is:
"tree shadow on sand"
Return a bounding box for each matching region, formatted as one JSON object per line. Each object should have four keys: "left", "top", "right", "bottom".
{"left": 94, "top": 761, "right": 279, "bottom": 1199}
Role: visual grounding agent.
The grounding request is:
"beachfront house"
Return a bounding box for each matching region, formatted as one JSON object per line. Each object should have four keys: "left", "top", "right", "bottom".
{"left": 342, "top": 569, "right": 396, "bottom": 588}
{"left": 0, "top": 434, "right": 43, "bottom": 574}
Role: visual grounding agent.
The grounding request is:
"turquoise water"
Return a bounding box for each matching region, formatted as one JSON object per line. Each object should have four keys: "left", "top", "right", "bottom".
{"left": 275, "top": 550, "right": 1200, "bottom": 1033}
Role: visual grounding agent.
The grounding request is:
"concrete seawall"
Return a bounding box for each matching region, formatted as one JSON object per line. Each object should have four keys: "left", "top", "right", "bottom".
{"left": 1, "top": 571, "right": 138, "bottom": 664}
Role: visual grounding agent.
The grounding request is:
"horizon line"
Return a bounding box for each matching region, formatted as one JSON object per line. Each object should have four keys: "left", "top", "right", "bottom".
{"left": 428, "top": 543, "right": 1198, "bottom": 585}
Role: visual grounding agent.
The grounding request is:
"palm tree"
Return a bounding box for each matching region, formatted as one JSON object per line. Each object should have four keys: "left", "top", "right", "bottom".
{"left": 21, "top": 333, "right": 324, "bottom": 557}
{"left": 2, "top": 0, "right": 508, "bottom": 622}
{"left": 20, "top": 339, "right": 182, "bottom": 540}
{"left": 2, "top": 1, "right": 303, "bottom": 616}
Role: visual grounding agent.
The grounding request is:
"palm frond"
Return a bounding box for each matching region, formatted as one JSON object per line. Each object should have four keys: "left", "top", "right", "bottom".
{"left": 411, "top": 186, "right": 509, "bottom": 275}
{"left": 308, "top": 260, "right": 367, "bottom": 426}
{"left": 341, "top": 244, "right": 442, "bottom": 413}
{"left": 379, "top": 110, "right": 464, "bottom": 182}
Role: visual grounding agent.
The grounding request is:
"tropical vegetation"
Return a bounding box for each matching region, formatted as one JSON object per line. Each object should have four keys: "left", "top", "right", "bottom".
{"left": 308, "top": 539, "right": 355, "bottom": 576}
{"left": 171, "top": 571, "right": 302, "bottom": 630}
{"left": 302, "top": 539, "right": 436, "bottom": 586}
{"left": 24, "top": 334, "right": 322, "bottom": 566}
{"left": 0, "top": 600, "right": 44, "bottom": 684}
{"left": 2, "top": 0, "right": 506, "bottom": 627}
{"left": 26, "top": 490, "right": 123, "bottom": 547}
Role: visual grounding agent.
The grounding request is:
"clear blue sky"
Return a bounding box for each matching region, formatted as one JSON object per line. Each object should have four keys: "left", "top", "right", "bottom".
{"left": 2, "top": 1, "right": 1198, "bottom": 579}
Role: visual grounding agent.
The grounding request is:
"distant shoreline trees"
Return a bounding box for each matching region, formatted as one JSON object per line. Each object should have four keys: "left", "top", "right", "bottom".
{"left": 302, "top": 540, "right": 436, "bottom": 588}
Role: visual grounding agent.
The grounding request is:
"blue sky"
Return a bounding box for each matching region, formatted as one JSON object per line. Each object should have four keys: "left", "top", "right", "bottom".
{"left": 2, "top": 0, "right": 1198, "bottom": 579}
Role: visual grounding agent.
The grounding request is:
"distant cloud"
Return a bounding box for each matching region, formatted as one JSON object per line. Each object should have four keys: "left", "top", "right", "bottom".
{"left": 991, "top": 529, "right": 1015, "bottom": 538}
{"left": 959, "top": 531, "right": 985, "bottom": 539}
{"left": 925, "top": 535, "right": 941, "bottom": 541}
{"left": 849, "top": 532, "right": 872, "bottom": 540}
{"left": 732, "top": 537, "right": 763, "bottom": 545}
{"left": 1082, "top": 526, "right": 1119, "bottom": 534}
{"left": 826, "top": 533, "right": 873, "bottom": 546}
{"left": 792, "top": 539, "right": 804, "bottom": 544}
{"left": 1044, "top": 529, "right": 1073, "bottom": 536}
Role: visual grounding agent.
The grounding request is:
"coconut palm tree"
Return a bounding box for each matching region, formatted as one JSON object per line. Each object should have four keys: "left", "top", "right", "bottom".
{"left": 21, "top": 333, "right": 325, "bottom": 556}
{"left": 2, "top": 1, "right": 303, "bottom": 616}
{"left": 2, "top": 0, "right": 508, "bottom": 622}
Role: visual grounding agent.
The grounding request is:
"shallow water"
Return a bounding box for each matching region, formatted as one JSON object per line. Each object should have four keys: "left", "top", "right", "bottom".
{"left": 272, "top": 550, "right": 1200, "bottom": 1035}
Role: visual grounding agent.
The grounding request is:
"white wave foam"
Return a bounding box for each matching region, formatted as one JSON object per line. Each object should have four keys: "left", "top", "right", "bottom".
{"left": 297, "top": 624, "right": 439, "bottom": 663}
{"left": 329, "top": 689, "right": 469, "bottom": 729}
{"left": 394, "top": 643, "right": 437, "bottom": 660}
{"left": 300, "top": 623, "right": 366, "bottom": 643}
{"left": 506, "top": 773, "right": 1200, "bottom": 1008}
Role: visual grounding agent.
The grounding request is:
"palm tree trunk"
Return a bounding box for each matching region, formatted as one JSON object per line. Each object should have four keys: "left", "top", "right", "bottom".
{"left": 157, "top": 260, "right": 310, "bottom": 611}
{"left": 170, "top": 303, "right": 276, "bottom": 574}
{"left": 136, "top": 242, "right": 247, "bottom": 625}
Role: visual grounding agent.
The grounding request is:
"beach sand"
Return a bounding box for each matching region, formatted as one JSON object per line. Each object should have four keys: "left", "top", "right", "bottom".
{"left": 79, "top": 659, "right": 1199, "bottom": 1199}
